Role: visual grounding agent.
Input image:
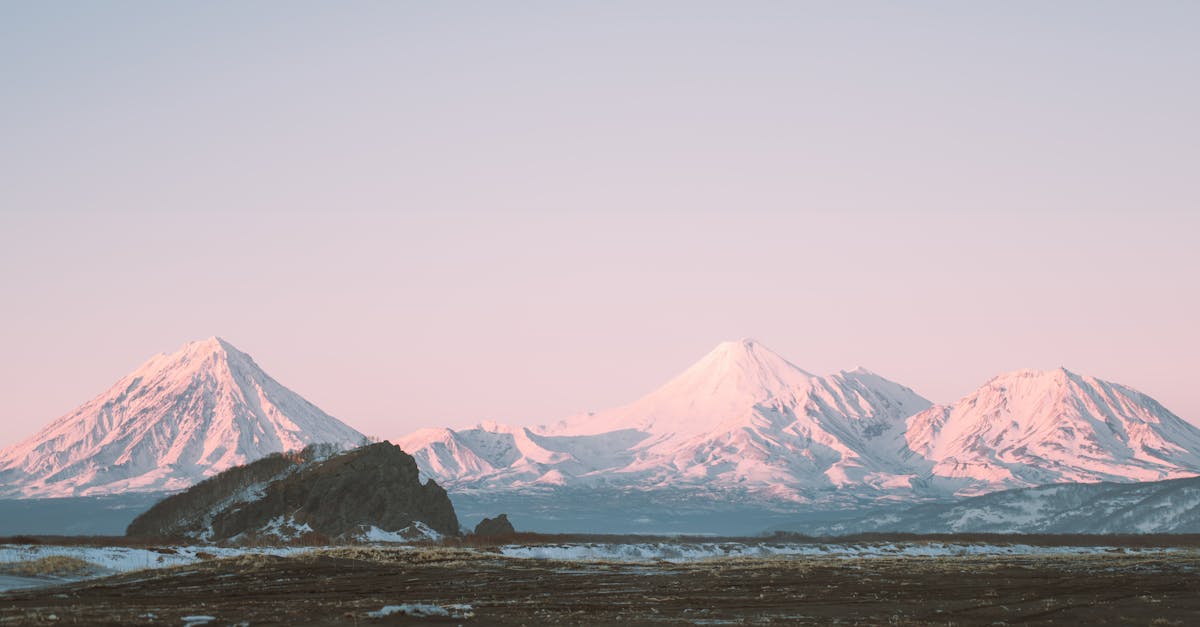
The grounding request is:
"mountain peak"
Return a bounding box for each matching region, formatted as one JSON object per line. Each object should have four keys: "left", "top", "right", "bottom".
{"left": 0, "top": 338, "right": 364, "bottom": 498}
{"left": 983, "top": 367, "right": 1080, "bottom": 391}
{"left": 404, "top": 339, "right": 933, "bottom": 496}
{"left": 127, "top": 336, "right": 253, "bottom": 384}
{"left": 178, "top": 335, "right": 239, "bottom": 357}
{"left": 700, "top": 338, "right": 811, "bottom": 376}
{"left": 907, "top": 366, "right": 1200, "bottom": 491}
{"left": 543, "top": 339, "right": 820, "bottom": 439}
{"left": 713, "top": 337, "right": 761, "bottom": 351}
{"left": 993, "top": 366, "right": 1075, "bottom": 379}
{"left": 669, "top": 339, "right": 815, "bottom": 399}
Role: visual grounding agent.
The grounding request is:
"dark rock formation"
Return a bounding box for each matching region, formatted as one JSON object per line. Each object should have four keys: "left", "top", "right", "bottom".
{"left": 126, "top": 445, "right": 331, "bottom": 539}
{"left": 127, "top": 442, "right": 458, "bottom": 541}
{"left": 473, "top": 513, "right": 515, "bottom": 537}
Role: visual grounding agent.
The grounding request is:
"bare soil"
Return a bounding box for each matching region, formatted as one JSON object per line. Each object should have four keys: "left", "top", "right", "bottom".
{"left": 2, "top": 547, "right": 1198, "bottom": 625}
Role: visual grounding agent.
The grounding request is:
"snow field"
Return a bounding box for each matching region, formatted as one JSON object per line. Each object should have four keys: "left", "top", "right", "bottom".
{"left": 495, "top": 541, "right": 1184, "bottom": 563}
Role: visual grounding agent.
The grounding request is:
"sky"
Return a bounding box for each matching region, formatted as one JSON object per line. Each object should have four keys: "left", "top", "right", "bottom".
{"left": 1, "top": 2, "right": 1198, "bottom": 447}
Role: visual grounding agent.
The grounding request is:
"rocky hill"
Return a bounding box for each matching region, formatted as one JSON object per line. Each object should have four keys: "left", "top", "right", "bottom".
{"left": 127, "top": 442, "right": 458, "bottom": 541}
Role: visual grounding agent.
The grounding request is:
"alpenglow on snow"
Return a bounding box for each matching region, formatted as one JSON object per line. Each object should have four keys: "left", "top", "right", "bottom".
{"left": 399, "top": 339, "right": 936, "bottom": 501}
{"left": 397, "top": 340, "right": 1200, "bottom": 502}
{"left": 0, "top": 337, "right": 365, "bottom": 498}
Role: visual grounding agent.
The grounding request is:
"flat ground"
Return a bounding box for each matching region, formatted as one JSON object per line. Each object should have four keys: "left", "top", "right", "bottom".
{"left": 2, "top": 546, "right": 1198, "bottom": 625}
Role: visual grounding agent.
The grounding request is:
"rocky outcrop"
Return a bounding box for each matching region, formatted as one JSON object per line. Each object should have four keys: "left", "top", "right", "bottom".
{"left": 473, "top": 514, "right": 515, "bottom": 537}
{"left": 128, "top": 442, "right": 459, "bottom": 541}
{"left": 126, "top": 445, "right": 331, "bottom": 539}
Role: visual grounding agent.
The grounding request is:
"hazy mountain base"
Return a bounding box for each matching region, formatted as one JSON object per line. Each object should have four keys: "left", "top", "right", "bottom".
{"left": 809, "top": 475, "right": 1200, "bottom": 536}
{"left": 453, "top": 476, "right": 1200, "bottom": 536}
{"left": 448, "top": 488, "right": 918, "bottom": 535}
{"left": 0, "top": 494, "right": 164, "bottom": 536}
{"left": 0, "top": 489, "right": 913, "bottom": 538}
{"left": 12, "top": 476, "right": 1200, "bottom": 539}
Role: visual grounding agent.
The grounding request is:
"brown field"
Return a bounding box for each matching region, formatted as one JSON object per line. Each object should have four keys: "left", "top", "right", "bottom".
{"left": 0, "top": 556, "right": 97, "bottom": 579}
{"left": 10, "top": 531, "right": 1200, "bottom": 549}
{"left": 2, "top": 544, "right": 1199, "bottom": 625}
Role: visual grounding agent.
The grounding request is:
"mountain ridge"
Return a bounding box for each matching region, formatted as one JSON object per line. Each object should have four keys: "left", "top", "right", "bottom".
{"left": 905, "top": 367, "right": 1200, "bottom": 494}
{"left": 5, "top": 337, "right": 1198, "bottom": 511}
{"left": 401, "top": 340, "right": 936, "bottom": 500}
{"left": 399, "top": 341, "right": 1200, "bottom": 505}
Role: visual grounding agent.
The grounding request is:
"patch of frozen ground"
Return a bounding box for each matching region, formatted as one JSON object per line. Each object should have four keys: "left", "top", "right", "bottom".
{"left": 238, "top": 515, "right": 314, "bottom": 543}
{"left": 0, "top": 544, "right": 308, "bottom": 591}
{"left": 0, "top": 575, "right": 70, "bottom": 592}
{"left": 358, "top": 521, "right": 443, "bottom": 543}
{"left": 367, "top": 603, "right": 474, "bottom": 619}
{"left": 496, "top": 542, "right": 1183, "bottom": 563}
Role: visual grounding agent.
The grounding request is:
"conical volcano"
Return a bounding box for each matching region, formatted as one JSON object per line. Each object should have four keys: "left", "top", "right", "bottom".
{"left": 0, "top": 337, "right": 365, "bottom": 497}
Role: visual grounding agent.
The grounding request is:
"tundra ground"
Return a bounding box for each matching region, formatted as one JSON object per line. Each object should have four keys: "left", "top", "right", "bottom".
{"left": 2, "top": 545, "right": 1199, "bottom": 625}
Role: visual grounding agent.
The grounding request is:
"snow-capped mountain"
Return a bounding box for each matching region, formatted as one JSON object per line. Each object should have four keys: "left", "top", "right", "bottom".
{"left": 906, "top": 368, "right": 1200, "bottom": 495}
{"left": 0, "top": 337, "right": 365, "bottom": 498}
{"left": 399, "top": 344, "right": 1200, "bottom": 507}
{"left": 399, "top": 340, "right": 934, "bottom": 500}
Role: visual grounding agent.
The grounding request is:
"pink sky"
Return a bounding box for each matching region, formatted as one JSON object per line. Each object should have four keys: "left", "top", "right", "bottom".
{"left": 1, "top": 3, "right": 1198, "bottom": 447}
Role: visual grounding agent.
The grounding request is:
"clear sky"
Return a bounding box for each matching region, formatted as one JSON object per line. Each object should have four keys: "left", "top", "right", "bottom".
{"left": 1, "top": 2, "right": 1198, "bottom": 447}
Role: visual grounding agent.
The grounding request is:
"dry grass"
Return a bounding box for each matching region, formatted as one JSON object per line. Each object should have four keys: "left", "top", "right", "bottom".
{"left": 0, "top": 556, "right": 99, "bottom": 578}
{"left": 0, "top": 535, "right": 195, "bottom": 548}
{"left": 314, "top": 545, "right": 492, "bottom": 569}
{"left": 200, "top": 552, "right": 292, "bottom": 572}
{"left": 4, "top": 545, "right": 1198, "bottom": 625}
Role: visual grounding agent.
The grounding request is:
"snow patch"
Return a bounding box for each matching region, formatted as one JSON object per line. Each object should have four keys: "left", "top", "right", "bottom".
{"left": 367, "top": 604, "right": 474, "bottom": 619}
{"left": 0, "top": 544, "right": 307, "bottom": 584}
{"left": 355, "top": 521, "right": 443, "bottom": 543}
{"left": 495, "top": 542, "right": 1177, "bottom": 563}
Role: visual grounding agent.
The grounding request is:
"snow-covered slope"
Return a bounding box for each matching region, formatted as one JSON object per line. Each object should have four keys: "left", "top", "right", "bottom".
{"left": 399, "top": 340, "right": 934, "bottom": 500}
{"left": 400, "top": 344, "right": 1200, "bottom": 506}
{"left": 906, "top": 368, "right": 1200, "bottom": 495}
{"left": 0, "top": 337, "right": 365, "bottom": 498}
{"left": 395, "top": 421, "right": 647, "bottom": 489}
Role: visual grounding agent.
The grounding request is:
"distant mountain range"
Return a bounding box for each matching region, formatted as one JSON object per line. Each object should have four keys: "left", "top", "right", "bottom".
{"left": 3, "top": 337, "right": 1199, "bottom": 518}
{"left": 0, "top": 337, "right": 364, "bottom": 498}
{"left": 399, "top": 340, "right": 933, "bottom": 502}
{"left": 814, "top": 474, "right": 1200, "bottom": 535}
{"left": 398, "top": 340, "right": 1200, "bottom": 505}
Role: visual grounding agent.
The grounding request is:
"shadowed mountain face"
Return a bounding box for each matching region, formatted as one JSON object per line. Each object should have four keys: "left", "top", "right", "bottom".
{"left": 0, "top": 337, "right": 365, "bottom": 498}
{"left": 128, "top": 442, "right": 459, "bottom": 541}
{"left": 815, "top": 474, "right": 1200, "bottom": 535}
